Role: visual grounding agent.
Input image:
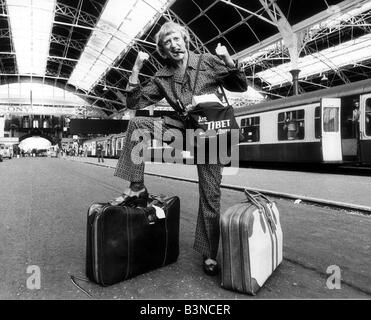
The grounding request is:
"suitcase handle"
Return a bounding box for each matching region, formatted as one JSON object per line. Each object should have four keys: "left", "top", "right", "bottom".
{"left": 149, "top": 194, "right": 172, "bottom": 203}
{"left": 243, "top": 190, "right": 265, "bottom": 211}
{"left": 244, "top": 189, "right": 276, "bottom": 232}
{"left": 244, "top": 189, "right": 274, "bottom": 206}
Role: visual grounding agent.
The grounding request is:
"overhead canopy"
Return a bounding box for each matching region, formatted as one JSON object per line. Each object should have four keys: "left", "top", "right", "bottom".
{"left": 0, "top": 0, "right": 370, "bottom": 116}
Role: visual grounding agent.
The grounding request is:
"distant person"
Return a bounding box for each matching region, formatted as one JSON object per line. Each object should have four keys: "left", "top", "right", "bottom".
{"left": 96, "top": 143, "right": 104, "bottom": 163}
{"left": 285, "top": 119, "right": 298, "bottom": 140}
{"left": 366, "top": 99, "right": 371, "bottom": 135}
{"left": 283, "top": 113, "right": 298, "bottom": 140}
{"left": 352, "top": 99, "right": 360, "bottom": 138}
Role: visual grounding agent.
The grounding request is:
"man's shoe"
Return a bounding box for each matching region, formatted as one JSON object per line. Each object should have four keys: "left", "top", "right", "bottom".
{"left": 203, "top": 258, "right": 219, "bottom": 276}
{"left": 109, "top": 187, "right": 149, "bottom": 207}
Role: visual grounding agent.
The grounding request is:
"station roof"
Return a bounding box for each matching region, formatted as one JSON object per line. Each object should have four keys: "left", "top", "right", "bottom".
{"left": 0, "top": 0, "right": 370, "bottom": 116}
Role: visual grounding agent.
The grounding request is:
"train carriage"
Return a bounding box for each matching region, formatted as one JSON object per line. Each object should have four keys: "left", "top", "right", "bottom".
{"left": 83, "top": 132, "right": 126, "bottom": 159}
{"left": 235, "top": 78, "right": 371, "bottom": 165}
{"left": 106, "top": 133, "right": 126, "bottom": 158}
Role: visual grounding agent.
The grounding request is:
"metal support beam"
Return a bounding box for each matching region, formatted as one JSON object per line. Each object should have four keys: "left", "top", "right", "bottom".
{"left": 220, "top": 0, "right": 277, "bottom": 26}
{"left": 54, "top": 3, "right": 98, "bottom": 28}
{"left": 234, "top": 0, "right": 370, "bottom": 61}
{"left": 50, "top": 34, "right": 85, "bottom": 51}
{"left": 258, "top": 0, "right": 300, "bottom": 70}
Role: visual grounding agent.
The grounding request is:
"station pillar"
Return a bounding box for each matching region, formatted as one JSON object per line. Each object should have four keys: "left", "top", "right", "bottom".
{"left": 289, "top": 69, "right": 300, "bottom": 95}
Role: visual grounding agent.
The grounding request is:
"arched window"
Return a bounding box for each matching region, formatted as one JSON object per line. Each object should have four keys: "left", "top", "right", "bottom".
{"left": 33, "top": 119, "right": 39, "bottom": 128}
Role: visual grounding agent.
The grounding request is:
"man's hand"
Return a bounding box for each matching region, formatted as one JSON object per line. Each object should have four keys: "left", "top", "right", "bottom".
{"left": 215, "top": 43, "right": 229, "bottom": 58}
{"left": 133, "top": 51, "right": 149, "bottom": 72}
{"left": 215, "top": 43, "right": 235, "bottom": 68}
{"left": 128, "top": 51, "right": 149, "bottom": 87}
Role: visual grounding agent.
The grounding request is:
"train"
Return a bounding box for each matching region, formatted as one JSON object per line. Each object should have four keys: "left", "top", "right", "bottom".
{"left": 83, "top": 133, "right": 127, "bottom": 158}
{"left": 82, "top": 78, "right": 371, "bottom": 166}
{"left": 235, "top": 78, "right": 371, "bottom": 165}
{"left": 82, "top": 131, "right": 179, "bottom": 161}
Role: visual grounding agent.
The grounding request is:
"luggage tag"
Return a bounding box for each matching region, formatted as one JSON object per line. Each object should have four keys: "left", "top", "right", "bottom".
{"left": 145, "top": 205, "right": 166, "bottom": 225}
{"left": 152, "top": 205, "right": 166, "bottom": 219}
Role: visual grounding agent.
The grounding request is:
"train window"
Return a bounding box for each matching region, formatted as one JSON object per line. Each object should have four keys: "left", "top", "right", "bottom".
{"left": 278, "top": 110, "right": 305, "bottom": 141}
{"left": 23, "top": 117, "right": 30, "bottom": 128}
{"left": 240, "top": 116, "right": 260, "bottom": 142}
{"left": 366, "top": 98, "right": 371, "bottom": 136}
{"left": 315, "top": 107, "right": 321, "bottom": 138}
{"left": 323, "top": 107, "right": 339, "bottom": 132}
{"left": 297, "top": 109, "right": 304, "bottom": 119}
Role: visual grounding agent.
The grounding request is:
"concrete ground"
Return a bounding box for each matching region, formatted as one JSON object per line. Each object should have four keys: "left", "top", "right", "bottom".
{"left": 0, "top": 156, "right": 370, "bottom": 301}
{"left": 69, "top": 155, "right": 371, "bottom": 210}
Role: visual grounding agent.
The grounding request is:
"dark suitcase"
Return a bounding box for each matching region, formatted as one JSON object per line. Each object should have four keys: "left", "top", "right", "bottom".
{"left": 86, "top": 195, "right": 180, "bottom": 286}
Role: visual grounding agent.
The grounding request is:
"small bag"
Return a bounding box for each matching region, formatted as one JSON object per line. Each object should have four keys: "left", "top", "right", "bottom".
{"left": 186, "top": 92, "right": 240, "bottom": 141}
{"left": 187, "top": 54, "right": 240, "bottom": 141}
{"left": 171, "top": 54, "right": 242, "bottom": 159}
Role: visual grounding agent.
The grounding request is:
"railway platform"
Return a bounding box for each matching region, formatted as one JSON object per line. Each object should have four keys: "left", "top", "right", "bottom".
{"left": 67, "top": 155, "right": 371, "bottom": 212}
{"left": 0, "top": 156, "right": 370, "bottom": 303}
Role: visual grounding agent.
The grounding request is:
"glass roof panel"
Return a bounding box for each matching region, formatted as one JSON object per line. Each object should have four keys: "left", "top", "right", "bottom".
{"left": 238, "top": 1, "right": 371, "bottom": 88}
{"left": 68, "top": 0, "right": 174, "bottom": 91}
{"left": 312, "top": 1, "right": 371, "bottom": 30}
{"left": 0, "top": 82, "right": 88, "bottom": 106}
{"left": 6, "top": 0, "right": 56, "bottom": 75}
{"left": 256, "top": 34, "right": 371, "bottom": 87}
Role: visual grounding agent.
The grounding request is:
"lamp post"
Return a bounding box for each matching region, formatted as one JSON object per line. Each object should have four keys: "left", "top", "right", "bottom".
{"left": 289, "top": 69, "right": 300, "bottom": 95}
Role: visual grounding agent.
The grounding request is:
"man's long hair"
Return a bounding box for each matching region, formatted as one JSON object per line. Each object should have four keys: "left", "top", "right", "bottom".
{"left": 155, "top": 21, "right": 190, "bottom": 60}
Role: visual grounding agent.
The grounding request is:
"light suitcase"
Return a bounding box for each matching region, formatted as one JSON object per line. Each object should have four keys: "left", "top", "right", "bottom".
{"left": 220, "top": 190, "right": 283, "bottom": 295}
{"left": 86, "top": 195, "right": 180, "bottom": 286}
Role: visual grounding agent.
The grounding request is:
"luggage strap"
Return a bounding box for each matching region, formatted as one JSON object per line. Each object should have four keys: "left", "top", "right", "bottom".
{"left": 70, "top": 275, "right": 94, "bottom": 299}
{"left": 146, "top": 194, "right": 171, "bottom": 267}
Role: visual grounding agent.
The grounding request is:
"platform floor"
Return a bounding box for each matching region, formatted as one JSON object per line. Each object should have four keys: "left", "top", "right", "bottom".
{"left": 0, "top": 156, "right": 370, "bottom": 300}
{"left": 68, "top": 156, "right": 371, "bottom": 210}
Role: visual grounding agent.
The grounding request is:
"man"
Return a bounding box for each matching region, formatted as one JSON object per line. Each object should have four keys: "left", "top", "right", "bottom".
{"left": 112, "top": 22, "right": 247, "bottom": 275}
{"left": 96, "top": 143, "right": 104, "bottom": 163}
{"left": 352, "top": 100, "right": 360, "bottom": 138}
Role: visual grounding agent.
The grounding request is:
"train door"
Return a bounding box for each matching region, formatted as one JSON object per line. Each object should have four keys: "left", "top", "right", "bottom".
{"left": 359, "top": 94, "right": 371, "bottom": 164}
{"left": 92, "top": 141, "right": 97, "bottom": 156}
{"left": 321, "top": 98, "right": 342, "bottom": 162}
{"left": 112, "top": 138, "right": 117, "bottom": 157}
